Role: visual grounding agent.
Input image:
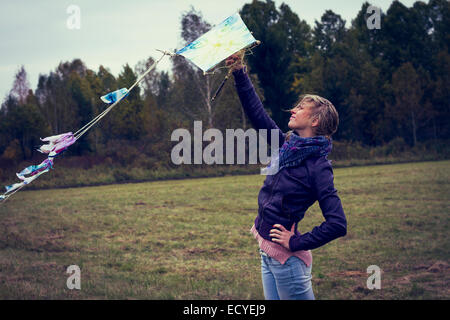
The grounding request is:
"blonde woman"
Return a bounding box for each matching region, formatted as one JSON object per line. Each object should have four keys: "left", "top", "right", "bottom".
{"left": 226, "top": 54, "right": 347, "bottom": 300}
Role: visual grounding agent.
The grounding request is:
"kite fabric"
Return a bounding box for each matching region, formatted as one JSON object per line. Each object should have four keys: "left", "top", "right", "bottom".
{"left": 1, "top": 132, "right": 74, "bottom": 202}
{"left": 2, "top": 168, "right": 50, "bottom": 201}
{"left": 101, "top": 88, "right": 129, "bottom": 104}
{"left": 176, "top": 12, "right": 257, "bottom": 72}
{"left": 38, "top": 132, "right": 76, "bottom": 157}
{"left": 16, "top": 158, "right": 53, "bottom": 181}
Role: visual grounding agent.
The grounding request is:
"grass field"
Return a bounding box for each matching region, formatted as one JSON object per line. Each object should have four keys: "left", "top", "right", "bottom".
{"left": 0, "top": 160, "right": 449, "bottom": 299}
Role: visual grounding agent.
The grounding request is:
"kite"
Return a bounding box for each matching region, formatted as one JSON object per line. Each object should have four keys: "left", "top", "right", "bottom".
{"left": 176, "top": 12, "right": 260, "bottom": 101}
{"left": 176, "top": 13, "right": 257, "bottom": 73}
{"left": 0, "top": 12, "right": 259, "bottom": 203}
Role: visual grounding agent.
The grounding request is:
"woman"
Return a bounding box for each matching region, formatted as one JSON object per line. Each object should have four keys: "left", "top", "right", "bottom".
{"left": 225, "top": 54, "right": 347, "bottom": 300}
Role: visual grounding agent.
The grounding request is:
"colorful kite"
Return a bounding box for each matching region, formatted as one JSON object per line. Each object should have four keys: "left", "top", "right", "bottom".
{"left": 0, "top": 12, "right": 259, "bottom": 203}
{"left": 176, "top": 13, "right": 257, "bottom": 72}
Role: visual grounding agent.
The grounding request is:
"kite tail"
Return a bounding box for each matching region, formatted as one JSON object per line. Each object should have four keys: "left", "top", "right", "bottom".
{"left": 1, "top": 50, "right": 173, "bottom": 204}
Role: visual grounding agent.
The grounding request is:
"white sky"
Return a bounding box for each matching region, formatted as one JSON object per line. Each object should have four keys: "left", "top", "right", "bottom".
{"left": 0, "top": 0, "right": 417, "bottom": 100}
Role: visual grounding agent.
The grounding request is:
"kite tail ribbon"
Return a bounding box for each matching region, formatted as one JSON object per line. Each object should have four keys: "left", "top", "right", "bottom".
{"left": 1, "top": 50, "right": 172, "bottom": 204}
{"left": 1, "top": 168, "right": 50, "bottom": 203}
{"left": 100, "top": 88, "right": 129, "bottom": 104}
{"left": 16, "top": 158, "right": 54, "bottom": 180}
{"left": 38, "top": 132, "right": 75, "bottom": 156}
{"left": 1, "top": 131, "right": 74, "bottom": 203}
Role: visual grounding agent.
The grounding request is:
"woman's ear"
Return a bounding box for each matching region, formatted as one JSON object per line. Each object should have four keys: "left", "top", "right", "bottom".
{"left": 311, "top": 116, "right": 319, "bottom": 128}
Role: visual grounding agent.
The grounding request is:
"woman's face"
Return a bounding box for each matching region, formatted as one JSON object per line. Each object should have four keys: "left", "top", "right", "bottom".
{"left": 288, "top": 102, "right": 317, "bottom": 133}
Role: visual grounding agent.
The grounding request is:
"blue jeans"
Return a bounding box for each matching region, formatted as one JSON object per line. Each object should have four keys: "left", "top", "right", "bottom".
{"left": 260, "top": 249, "right": 315, "bottom": 300}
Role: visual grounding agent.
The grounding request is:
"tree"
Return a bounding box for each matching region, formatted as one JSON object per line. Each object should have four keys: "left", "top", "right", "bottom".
{"left": 346, "top": 59, "right": 385, "bottom": 144}
{"left": 241, "top": 0, "right": 311, "bottom": 131}
{"left": 430, "top": 50, "right": 450, "bottom": 139}
{"left": 313, "top": 10, "right": 346, "bottom": 57}
{"left": 181, "top": 7, "right": 211, "bottom": 44}
{"left": 156, "top": 71, "right": 171, "bottom": 108}
{"left": 0, "top": 92, "right": 48, "bottom": 160}
{"left": 389, "top": 63, "right": 425, "bottom": 146}
{"left": 67, "top": 70, "right": 96, "bottom": 153}
{"left": 10, "top": 65, "right": 30, "bottom": 104}
{"left": 108, "top": 64, "right": 145, "bottom": 140}
{"left": 379, "top": 1, "right": 437, "bottom": 74}
{"left": 134, "top": 56, "right": 161, "bottom": 100}
{"left": 35, "top": 59, "right": 87, "bottom": 135}
{"left": 97, "top": 65, "right": 117, "bottom": 92}
{"left": 179, "top": 7, "right": 216, "bottom": 129}
{"left": 427, "top": 0, "right": 450, "bottom": 52}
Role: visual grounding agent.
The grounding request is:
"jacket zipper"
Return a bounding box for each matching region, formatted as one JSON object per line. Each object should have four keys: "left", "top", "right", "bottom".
{"left": 259, "top": 173, "right": 281, "bottom": 229}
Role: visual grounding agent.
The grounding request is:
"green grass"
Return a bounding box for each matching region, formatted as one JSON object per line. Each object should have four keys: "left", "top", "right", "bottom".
{"left": 0, "top": 160, "right": 449, "bottom": 299}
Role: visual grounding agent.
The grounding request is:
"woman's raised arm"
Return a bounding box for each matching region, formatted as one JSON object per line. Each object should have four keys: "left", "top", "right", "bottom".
{"left": 226, "top": 54, "right": 285, "bottom": 147}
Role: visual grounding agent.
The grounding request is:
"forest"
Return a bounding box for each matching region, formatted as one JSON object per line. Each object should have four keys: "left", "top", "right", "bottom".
{"left": 1, "top": 0, "right": 448, "bottom": 185}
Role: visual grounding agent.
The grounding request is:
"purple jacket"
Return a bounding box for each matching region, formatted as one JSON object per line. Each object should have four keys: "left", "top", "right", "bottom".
{"left": 233, "top": 68, "right": 347, "bottom": 252}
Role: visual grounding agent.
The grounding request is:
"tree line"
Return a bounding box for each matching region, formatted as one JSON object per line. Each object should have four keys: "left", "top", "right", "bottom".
{"left": 1, "top": 0, "right": 448, "bottom": 168}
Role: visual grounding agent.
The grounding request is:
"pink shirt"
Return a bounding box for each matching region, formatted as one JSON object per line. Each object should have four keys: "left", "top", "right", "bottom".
{"left": 251, "top": 224, "right": 312, "bottom": 267}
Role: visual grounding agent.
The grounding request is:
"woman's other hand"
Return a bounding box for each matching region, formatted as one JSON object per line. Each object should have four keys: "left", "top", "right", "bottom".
{"left": 270, "top": 224, "right": 295, "bottom": 250}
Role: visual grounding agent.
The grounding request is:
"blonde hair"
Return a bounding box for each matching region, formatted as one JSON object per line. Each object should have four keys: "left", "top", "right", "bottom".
{"left": 287, "top": 94, "right": 339, "bottom": 139}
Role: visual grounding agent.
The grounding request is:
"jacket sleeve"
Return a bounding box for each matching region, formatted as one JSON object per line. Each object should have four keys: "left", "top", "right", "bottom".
{"left": 232, "top": 67, "right": 285, "bottom": 147}
{"left": 289, "top": 158, "right": 347, "bottom": 251}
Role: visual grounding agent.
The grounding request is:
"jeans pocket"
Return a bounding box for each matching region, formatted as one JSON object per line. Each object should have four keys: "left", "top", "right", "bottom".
{"left": 268, "top": 257, "right": 313, "bottom": 299}
{"left": 286, "top": 257, "right": 311, "bottom": 276}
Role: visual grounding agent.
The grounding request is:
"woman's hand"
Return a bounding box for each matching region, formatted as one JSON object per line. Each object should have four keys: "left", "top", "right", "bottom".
{"left": 270, "top": 224, "right": 295, "bottom": 250}
{"left": 225, "top": 52, "right": 245, "bottom": 71}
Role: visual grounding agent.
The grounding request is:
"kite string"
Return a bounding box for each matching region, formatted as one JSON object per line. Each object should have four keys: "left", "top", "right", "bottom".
{"left": 1, "top": 52, "right": 170, "bottom": 204}
{"left": 0, "top": 169, "right": 48, "bottom": 203}
{"left": 0, "top": 186, "right": 22, "bottom": 202}
{"left": 74, "top": 102, "right": 113, "bottom": 137}
{"left": 76, "top": 41, "right": 257, "bottom": 138}
{"left": 74, "top": 51, "right": 169, "bottom": 141}
{"left": 74, "top": 99, "right": 118, "bottom": 140}
{"left": 2, "top": 42, "right": 259, "bottom": 202}
{"left": 210, "top": 48, "right": 251, "bottom": 102}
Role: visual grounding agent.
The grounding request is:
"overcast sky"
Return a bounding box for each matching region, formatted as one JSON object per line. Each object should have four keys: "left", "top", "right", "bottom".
{"left": 0, "top": 0, "right": 417, "bottom": 100}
